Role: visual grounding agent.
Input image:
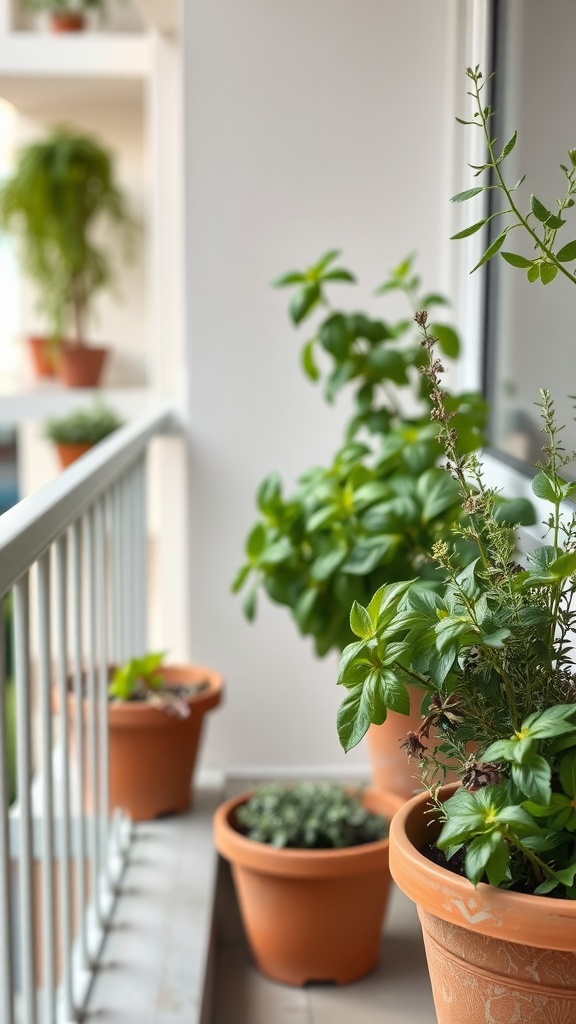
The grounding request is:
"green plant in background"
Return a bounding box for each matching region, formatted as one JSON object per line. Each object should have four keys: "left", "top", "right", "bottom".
{"left": 233, "top": 254, "right": 530, "bottom": 657}
{"left": 44, "top": 400, "right": 123, "bottom": 446}
{"left": 0, "top": 127, "right": 132, "bottom": 347}
{"left": 452, "top": 66, "right": 576, "bottom": 286}
{"left": 236, "top": 782, "right": 387, "bottom": 850}
{"left": 108, "top": 652, "right": 207, "bottom": 719}
{"left": 23, "top": 0, "right": 105, "bottom": 12}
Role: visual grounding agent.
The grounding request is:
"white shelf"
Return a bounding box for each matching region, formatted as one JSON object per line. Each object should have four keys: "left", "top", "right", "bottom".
{"left": 0, "top": 31, "right": 151, "bottom": 80}
{"left": 0, "top": 385, "right": 159, "bottom": 422}
{"left": 133, "top": 0, "right": 177, "bottom": 35}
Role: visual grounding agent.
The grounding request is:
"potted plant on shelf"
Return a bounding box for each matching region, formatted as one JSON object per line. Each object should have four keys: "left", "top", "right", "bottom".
{"left": 22, "top": 0, "right": 105, "bottom": 32}
{"left": 0, "top": 127, "right": 133, "bottom": 385}
{"left": 44, "top": 399, "right": 123, "bottom": 468}
{"left": 69, "top": 653, "right": 223, "bottom": 821}
{"left": 233, "top": 253, "right": 529, "bottom": 798}
{"left": 214, "top": 781, "right": 400, "bottom": 986}
{"left": 337, "top": 67, "right": 576, "bottom": 1023}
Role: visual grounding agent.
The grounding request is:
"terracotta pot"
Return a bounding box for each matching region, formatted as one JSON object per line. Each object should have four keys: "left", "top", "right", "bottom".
{"left": 57, "top": 344, "right": 107, "bottom": 388}
{"left": 390, "top": 784, "right": 576, "bottom": 1023}
{"left": 55, "top": 442, "right": 92, "bottom": 469}
{"left": 365, "top": 684, "right": 426, "bottom": 800}
{"left": 67, "top": 664, "right": 223, "bottom": 821}
{"left": 49, "top": 12, "right": 85, "bottom": 31}
{"left": 214, "top": 787, "right": 402, "bottom": 987}
{"left": 27, "top": 335, "right": 58, "bottom": 379}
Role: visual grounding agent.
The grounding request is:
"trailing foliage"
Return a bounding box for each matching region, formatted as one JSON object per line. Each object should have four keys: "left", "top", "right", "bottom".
{"left": 0, "top": 128, "right": 132, "bottom": 344}
{"left": 234, "top": 254, "right": 497, "bottom": 656}
{"left": 44, "top": 400, "right": 123, "bottom": 445}
{"left": 235, "top": 782, "right": 387, "bottom": 850}
{"left": 452, "top": 66, "right": 576, "bottom": 287}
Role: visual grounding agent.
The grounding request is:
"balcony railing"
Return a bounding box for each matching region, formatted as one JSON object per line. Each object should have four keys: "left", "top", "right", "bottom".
{"left": 0, "top": 404, "right": 181, "bottom": 1024}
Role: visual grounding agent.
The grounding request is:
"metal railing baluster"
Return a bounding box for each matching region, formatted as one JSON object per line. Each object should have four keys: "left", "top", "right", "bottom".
{"left": 37, "top": 554, "right": 56, "bottom": 1024}
{"left": 70, "top": 522, "right": 88, "bottom": 972}
{"left": 0, "top": 596, "right": 14, "bottom": 1024}
{"left": 55, "top": 536, "right": 74, "bottom": 1021}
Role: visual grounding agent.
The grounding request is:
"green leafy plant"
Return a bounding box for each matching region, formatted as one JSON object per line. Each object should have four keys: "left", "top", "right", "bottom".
{"left": 108, "top": 653, "right": 206, "bottom": 719}
{"left": 233, "top": 254, "right": 530, "bottom": 657}
{"left": 0, "top": 128, "right": 132, "bottom": 347}
{"left": 23, "top": 0, "right": 105, "bottom": 15}
{"left": 235, "top": 782, "right": 387, "bottom": 850}
{"left": 451, "top": 66, "right": 576, "bottom": 286}
{"left": 44, "top": 400, "right": 123, "bottom": 446}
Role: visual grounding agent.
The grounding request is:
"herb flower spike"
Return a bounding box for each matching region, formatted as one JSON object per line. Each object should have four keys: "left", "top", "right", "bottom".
{"left": 336, "top": 318, "right": 576, "bottom": 896}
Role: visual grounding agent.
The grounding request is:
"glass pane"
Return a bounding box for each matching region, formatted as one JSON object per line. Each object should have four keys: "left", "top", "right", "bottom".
{"left": 486, "top": 0, "right": 576, "bottom": 470}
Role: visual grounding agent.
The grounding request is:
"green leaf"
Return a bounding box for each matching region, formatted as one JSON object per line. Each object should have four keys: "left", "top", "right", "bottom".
{"left": 485, "top": 836, "right": 510, "bottom": 887}
{"left": 337, "top": 683, "right": 372, "bottom": 752}
{"left": 322, "top": 268, "right": 356, "bottom": 283}
{"left": 511, "top": 755, "right": 551, "bottom": 805}
{"left": 527, "top": 265, "right": 540, "bottom": 283}
{"left": 499, "top": 130, "right": 517, "bottom": 161}
{"left": 380, "top": 671, "right": 410, "bottom": 715}
{"left": 524, "top": 704, "right": 576, "bottom": 738}
{"left": 465, "top": 833, "right": 501, "bottom": 885}
{"left": 451, "top": 187, "right": 483, "bottom": 203}
{"left": 549, "top": 550, "right": 576, "bottom": 579}
{"left": 420, "top": 293, "right": 449, "bottom": 308}
{"left": 318, "top": 313, "right": 351, "bottom": 359}
{"left": 472, "top": 229, "right": 507, "bottom": 272}
{"left": 231, "top": 564, "right": 250, "bottom": 594}
{"left": 310, "top": 546, "right": 348, "bottom": 582}
{"left": 556, "top": 240, "right": 576, "bottom": 263}
{"left": 500, "top": 252, "right": 533, "bottom": 269}
{"left": 540, "top": 263, "right": 559, "bottom": 285}
{"left": 314, "top": 249, "right": 340, "bottom": 273}
{"left": 289, "top": 282, "right": 321, "bottom": 324}
{"left": 450, "top": 219, "right": 488, "bottom": 240}
{"left": 260, "top": 538, "right": 292, "bottom": 566}
{"left": 272, "top": 270, "right": 306, "bottom": 287}
{"left": 257, "top": 472, "right": 281, "bottom": 512}
{"left": 493, "top": 497, "right": 536, "bottom": 526}
{"left": 532, "top": 470, "right": 558, "bottom": 502}
{"left": 242, "top": 583, "right": 258, "bottom": 622}
{"left": 418, "top": 469, "right": 460, "bottom": 522}
{"left": 430, "top": 323, "right": 460, "bottom": 358}
{"left": 350, "top": 601, "right": 374, "bottom": 640}
{"left": 301, "top": 338, "right": 320, "bottom": 381}
{"left": 341, "top": 537, "right": 398, "bottom": 575}
{"left": 560, "top": 750, "right": 576, "bottom": 798}
{"left": 247, "top": 523, "right": 267, "bottom": 561}
{"left": 530, "top": 195, "right": 554, "bottom": 224}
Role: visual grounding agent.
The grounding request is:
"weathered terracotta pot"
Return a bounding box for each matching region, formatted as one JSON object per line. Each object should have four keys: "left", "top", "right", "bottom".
{"left": 27, "top": 335, "right": 58, "bottom": 378}
{"left": 365, "top": 684, "right": 426, "bottom": 800}
{"left": 214, "top": 787, "right": 402, "bottom": 987}
{"left": 67, "top": 664, "right": 223, "bottom": 821}
{"left": 390, "top": 784, "right": 576, "bottom": 1023}
{"left": 49, "top": 12, "right": 85, "bottom": 31}
{"left": 57, "top": 344, "right": 107, "bottom": 387}
{"left": 55, "top": 442, "right": 92, "bottom": 469}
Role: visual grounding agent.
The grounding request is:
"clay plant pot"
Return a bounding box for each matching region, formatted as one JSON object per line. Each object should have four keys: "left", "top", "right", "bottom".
{"left": 27, "top": 335, "right": 58, "bottom": 379}
{"left": 55, "top": 442, "right": 92, "bottom": 469}
{"left": 365, "top": 684, "right": 426, "bottom": 800}
{"left": 57, "top": 344, "right": 107, "bottom": 388}
{"left": 390, "top": 783, "right": 576, "bottom": 1023}
{"left": 214, "top": 787, "right": 402, "bottom": 987}
{"left": 49, "top": 12, "right": 85, "bottom": 31}
{"left": 66, "top": 664, "right": 223, "bottom": 821}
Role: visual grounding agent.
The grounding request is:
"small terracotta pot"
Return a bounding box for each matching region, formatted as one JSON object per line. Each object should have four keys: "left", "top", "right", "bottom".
{"left": 365, "top": 684, "right": 426, "bottom": 800}
{"left": 57, "top": 344, "right": 107, "bottom": 388}
{"left": 49, "top": 12, "right": 85, "bottom": 31}
{"left": 27, "top": 335, "right": 58, "bottom": 379}
{"left": 67, "top": 664, "right": 223, "bottom": 821}
{"left": 55, "top": 442, "right": 92, "bottom": 469}
{"left": 390, "top": 784, "right": 576, "bottom": 1023}
{"left": 214, "top": 788, "right": 402, "bottom": 987}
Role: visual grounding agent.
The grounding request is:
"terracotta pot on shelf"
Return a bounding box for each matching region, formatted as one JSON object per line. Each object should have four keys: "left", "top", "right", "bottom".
{"left": 214, "top": 787, "right": 402, "bottom": 987}
{"left": 390, "top": 783, "right": 576, "bottom": 1024}
{"left": 27, "top": 335, "right": 58, "bottom": 379}
{"left": 55, "top": 442, "right": 92, "bottom": 469}
{"left": 49, "top": 12, "right": 85, "bottom": 31}
{"left": 67, "top": 664, "right": 223, "bottom": 821}
{"left": 57, "top": 343, "right": 108, "bottom": 388}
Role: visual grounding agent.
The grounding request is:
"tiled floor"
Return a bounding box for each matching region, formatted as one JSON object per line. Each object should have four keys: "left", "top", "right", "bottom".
{"left": 211, "top": 866, "right": 436, "bottom": 1024}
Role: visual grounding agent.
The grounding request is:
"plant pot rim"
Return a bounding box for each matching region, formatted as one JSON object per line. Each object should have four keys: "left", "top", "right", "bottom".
{"left": 214, "top": 787, "right": 401, "bottom": 879}
{"left": 389, "top": 782, "right": 576, "bottom": 951}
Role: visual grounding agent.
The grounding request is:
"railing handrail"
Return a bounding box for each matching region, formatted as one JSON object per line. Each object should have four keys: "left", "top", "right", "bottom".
{"left": 0, "top": 402, "right": 182, "bottom": 596}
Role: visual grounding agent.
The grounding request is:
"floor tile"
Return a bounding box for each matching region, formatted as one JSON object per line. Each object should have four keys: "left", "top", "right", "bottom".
{"left": 212, "top": 945, "right": 312, "bottom": 1024}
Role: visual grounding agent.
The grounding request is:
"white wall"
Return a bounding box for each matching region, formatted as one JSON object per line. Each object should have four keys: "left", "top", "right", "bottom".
{"left": 182, "top": 0, "right": 462, "bottom": 773}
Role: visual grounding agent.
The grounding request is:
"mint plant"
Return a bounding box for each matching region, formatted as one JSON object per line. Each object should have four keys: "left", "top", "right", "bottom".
{"left": 337, "top": 318, "right": 576, "bottom": 896}
{"left": 234, "top": 254, "right": 498, "bottom": 656}
{"left": 109, "top": 653, "right": 198, "bottom": 719}
{"left": 235, "top": 782, "right": 387, "bottom": 850}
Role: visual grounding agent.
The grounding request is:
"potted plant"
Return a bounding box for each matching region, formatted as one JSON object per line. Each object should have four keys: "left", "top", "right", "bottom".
{"left": 233, "top": 253, "right": 528, "bottom": 798}
{"left": 0, "top": 127, "right": 133, "bottom": 385}
{"left": 337, "top": 67, "right": 576, "bottom": 1023}
{"left": 68, "top": 653, "right": 223, "bottom": 821}
{"left": 44, "top": 399, "right": 123, "bottom": 468}
{"left": 22, "top": 0, "right": 105, "bottom": 32}
{"left": 214, "top": 781, "right": 401, "bottom": 986}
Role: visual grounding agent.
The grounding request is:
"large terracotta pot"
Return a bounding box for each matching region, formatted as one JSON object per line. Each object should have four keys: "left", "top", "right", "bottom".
{"left": 68, "top": 664, "right": 223, "bottom": 821}
{"left": 390, "top": 784, "right": 576, "bottom": 1023}
{"left": 49, "top": 12, "right": 85, "bottom": 31}
{"left": 55, "top": 442, "right": 92, "bottom": 469}
{"left": 57, "top": 344, "right": 107, "bottom": 387}
{"left": 365, "top": 684, "right": 426, "bottom": 800}
{"left": 214, "top": 787, "right": 402, "bottom": 987}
